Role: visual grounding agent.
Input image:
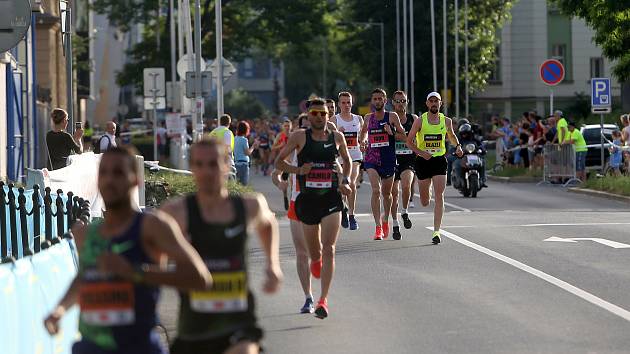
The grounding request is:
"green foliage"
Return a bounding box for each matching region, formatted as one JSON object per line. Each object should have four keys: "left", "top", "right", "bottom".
{"left": 205, "top": 89, "right": 270, "bottom": 119}
{"left": 583, "top": 176, "right": 630, "bottom": 197}
{"left": 492, "top": 166, "right": 542, "bottom": 178}
{"left": 565, "top": 92, "right": 592, "bottom": 121}
{"left": 551, "top": 0, "right": 630, "bottom": 82}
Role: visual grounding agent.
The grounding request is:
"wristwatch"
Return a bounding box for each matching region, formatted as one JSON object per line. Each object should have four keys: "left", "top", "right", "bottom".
{"left": 342, "top": 176, "right": 351, "bottom": 185}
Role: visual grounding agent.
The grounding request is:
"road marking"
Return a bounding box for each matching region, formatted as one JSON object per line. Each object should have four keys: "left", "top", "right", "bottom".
{"left": 430, "top": 227, "right": 630, "bottom": 322}
{"left": 544, "top": 236, "right": 630, "bottom": 249}
{"left": 360, "top": 182, "right": 471, "bottom": 212}
{"left": 439, "top": 222, "right": 630, "bottom": 229}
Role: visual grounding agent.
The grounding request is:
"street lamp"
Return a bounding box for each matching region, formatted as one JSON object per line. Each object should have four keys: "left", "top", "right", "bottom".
{"left": 59, "top": 0, "right": 74, "bottom": 130}
{"left": 338, "top": 21, "right": 385, "bottom": 88}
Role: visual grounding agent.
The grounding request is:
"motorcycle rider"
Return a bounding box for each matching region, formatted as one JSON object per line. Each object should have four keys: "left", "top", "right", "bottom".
{"left": 453, "top": 123, "right": 487, "bottom": 188}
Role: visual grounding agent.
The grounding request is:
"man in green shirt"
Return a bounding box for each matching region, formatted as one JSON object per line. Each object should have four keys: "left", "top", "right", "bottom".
{"left": 565, "top": 121, "right": 588, "bottom": 182}
{"left": 554, "top": 110, "right": 569, "bottom": 144}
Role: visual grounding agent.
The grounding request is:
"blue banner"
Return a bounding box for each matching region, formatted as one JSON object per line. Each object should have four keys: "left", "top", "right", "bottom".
{"left": 0, "top": 239, "right": 79, "bottom": 354}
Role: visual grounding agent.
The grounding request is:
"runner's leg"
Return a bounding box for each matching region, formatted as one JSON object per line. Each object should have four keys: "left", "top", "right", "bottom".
{"left": 418, "top": 178, "right": 432, "bottom": 207}
{"left": 348, "top": 162, "right": 361, "bottom": 215}
{"left": 301, "top": 223, "right": 323, "bottom": 262}
{"left": 290, "top": 220, "right": 311, "bottom": 297}
{"left": 319, "top": 212, "right": 341, "bottom": 300}
{"left": 225, "top": 341, "right": 259, "bottom": 354}
{"left": 367, "top": 169, "right": 382, "bottom": 225}
{"left": 390, "top": 179, "right": 400, "bottom": 220}
{"left": 401, "top": 170, "right": 414, "bottom": 210}
{"left": 381, "top": 176, "right": 394, "bottom": 224}
{"left": 431, "top": 174, "right": 447, "bottom": 232}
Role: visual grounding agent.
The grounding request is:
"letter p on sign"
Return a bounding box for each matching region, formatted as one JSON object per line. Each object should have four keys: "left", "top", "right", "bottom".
{"left": 591, "top": 78, "right": 611, "bottom": 113}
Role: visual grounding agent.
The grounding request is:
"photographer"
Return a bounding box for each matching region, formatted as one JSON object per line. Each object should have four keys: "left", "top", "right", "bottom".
{"left": 45, "top": 108, "right": 83, "bottom": 170}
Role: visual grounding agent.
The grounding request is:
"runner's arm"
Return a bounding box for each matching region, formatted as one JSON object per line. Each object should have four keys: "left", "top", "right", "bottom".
{"left": 335, "top": 131, "right": 352, "bottom": 179}
{"left": 275, "top": 131, "right": 305, "bottom": 175}
{"left": 246, "top": 194, "right": 282, "bottom": 293}
{"left": 406, "top": 117, "right": 424, "bottom": 156}
{"left": 446, "top": 118, "right": 463, "bottom": 156}
{"left": 138, "top": 212, "right": 212, "bottom": 290}
{"left": 359, "top": 114, "right": 370, "bottom": 144}
{"left": 390, "top": 112, "right": 407, "bottom": 141}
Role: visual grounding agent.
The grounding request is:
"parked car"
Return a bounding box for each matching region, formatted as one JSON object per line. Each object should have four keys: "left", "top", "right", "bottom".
{"left": 580, "top": 124, "right": 620, "bottom": 170}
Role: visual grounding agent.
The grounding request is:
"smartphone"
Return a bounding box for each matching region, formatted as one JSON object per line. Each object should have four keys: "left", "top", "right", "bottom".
{"left": 75, "top": 122, "right": 82, "bottom": 130}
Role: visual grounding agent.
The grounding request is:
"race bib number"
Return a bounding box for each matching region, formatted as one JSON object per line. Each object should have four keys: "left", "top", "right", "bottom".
{"left": 369, "top": 129, "right": 389, "bottom": 148}
{"left": 395, "top": 141, "right": 412, "bottom": 155}
{"left": 423, "top": 134, "right": 443, "bottom": 154}
{"left": 305, "top": 163, "right": 333, "bottom": 188}
{"left": 80, "top": 281, "right": 135, "bottom": 326}
{"left": 190, "top": 271, "right": 248, "bottom": 313}
{"left": 344, "top": 132, "right": 359, "bottom": 149}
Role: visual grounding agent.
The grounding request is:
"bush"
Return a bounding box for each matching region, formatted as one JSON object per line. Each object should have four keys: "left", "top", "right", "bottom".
{"left": 492, "top": 166, "right": 542, "bottom": 178}
{"left": 583, "top": 176, "right": 630, "bottom": 197}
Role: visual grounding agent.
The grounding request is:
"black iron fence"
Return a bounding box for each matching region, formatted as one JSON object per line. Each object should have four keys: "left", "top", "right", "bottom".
{"left": 0, "top": 181, "right": 90, "bottom": 263}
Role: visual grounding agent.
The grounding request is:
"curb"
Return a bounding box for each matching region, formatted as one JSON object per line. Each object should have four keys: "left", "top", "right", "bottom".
{"left": 487, "top": 175, "right": 541, "bottom": 183}
{"left": 567, "top": 187, "right": 630, "bottom": 203}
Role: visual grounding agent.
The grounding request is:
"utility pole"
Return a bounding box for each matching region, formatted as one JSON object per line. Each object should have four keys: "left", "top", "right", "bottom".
{"left": 464, "top": 0, "right": 469, "bottom": 117}
{"left": 410, "top": 0, "right": 415, "bottom": 113}
{"left": 396, "top": 0, "right": 401, "bottom": 90}
{"left": 443, "top": 0, "right": 448, "bottom": 115}
{"left": 430, "top": 0, "right": 437, "bottom": 91}
{"left": 455, "top": 0, "right": 460, "bottom": 119}
{"left": 215, "top": 0, "right": 224, "bottom": 119}
{"left": 403, "top": 0, "right": 408, "bottom": 94}
{"left": 169, "top": 0, "right": 176, "bottom": 109}
{"left": 193, "top": 0, "right": 203, "bottom": 141}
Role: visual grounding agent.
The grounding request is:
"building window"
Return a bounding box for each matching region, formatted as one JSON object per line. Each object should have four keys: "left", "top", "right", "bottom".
{"left": 489, "top": 45, "right": 501, "bottom": 83}
{"left": 551, "top": 44, "right": 567, "bottom": 67}
{"left": 590, "top": 57, "right": 604, "bottom": 78}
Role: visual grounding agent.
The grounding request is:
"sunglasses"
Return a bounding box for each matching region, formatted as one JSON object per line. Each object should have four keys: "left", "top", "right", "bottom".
{"left": 308, "top": 110, "right": 328, "bottom": 117}
{"left": 393, "top": 99, "right": 407, "bottom": 104}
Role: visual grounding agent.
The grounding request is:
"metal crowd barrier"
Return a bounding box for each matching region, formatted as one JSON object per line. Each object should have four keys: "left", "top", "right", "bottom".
{"left": 538, "top": 144, "right": 581, "bottom": 187}
{"left": 0, "top": 181, "right": 90, "bottom": 263}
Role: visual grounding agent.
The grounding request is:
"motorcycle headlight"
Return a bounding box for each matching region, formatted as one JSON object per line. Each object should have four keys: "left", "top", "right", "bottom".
{"left": 465, "top": 143, "right": 476, "bottom": 154}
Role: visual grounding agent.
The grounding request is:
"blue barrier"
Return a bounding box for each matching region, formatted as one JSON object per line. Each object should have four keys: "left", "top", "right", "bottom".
{"left": 0, "top": 238, "right": 79, "bottom": 354}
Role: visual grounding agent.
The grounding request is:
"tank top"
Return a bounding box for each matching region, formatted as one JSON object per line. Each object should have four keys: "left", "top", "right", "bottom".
{"left": 178, "top": 195, "right": 256, "bottom": 340}
{"left": 78, "top": 213, "right": 160, "bottom": 351}
{"left": 297, "top": 129, "right": 339, "bottom": 195}
{"left": 364, "top": 112, "right": 396, "bottom": 165}
{"left": 416, "top": 112, "right": 447, "bottom": 157}
{"left": 335, "top": 113, "right": 363, "bottom": 161}
{"left": 395, "top": 113, "right": 415, "bottom": 158}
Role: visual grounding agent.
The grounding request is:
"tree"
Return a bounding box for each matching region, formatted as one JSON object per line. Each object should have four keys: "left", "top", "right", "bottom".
{"left": 551, "top": 1, "right": 630, "bottom": 82}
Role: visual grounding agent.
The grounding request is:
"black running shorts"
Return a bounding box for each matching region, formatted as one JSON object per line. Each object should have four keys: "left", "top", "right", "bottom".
{"left": 395, "top": 157, "right": 416, "bottom": 181}
{"left": 170, "top": 326, "right": 263, "bottom": 354}
{"left": 295, "top": 191, "right": 343, "bottom": 225}
{"left": 414, "top": 155, "right": 447, "bottom": 180}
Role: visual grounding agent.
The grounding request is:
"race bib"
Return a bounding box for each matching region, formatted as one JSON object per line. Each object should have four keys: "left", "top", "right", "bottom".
{"left": 369, "top": 129, "right": 389, "bottom": 148}
{"left": 395, "top": 141, "right": 413, "bottom": 155}
{"left": 190, "top": 271, "right": 248, "bottom": 313}
{"left": 344, "top": 132, "right": 359, "bottom": 149}
{"left": 305, "top": 163, "right": 333, "bottom": 188}
{"left": 79, "top": 280, "right": 135, "bottom": 326}
{"left": 423, "top": 134, "right": 443, "bottom": 154}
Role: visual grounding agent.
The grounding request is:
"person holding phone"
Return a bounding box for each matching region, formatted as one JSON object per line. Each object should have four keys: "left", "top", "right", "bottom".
{"left": 45, "top": 108, "right": 83, "bottom": 170}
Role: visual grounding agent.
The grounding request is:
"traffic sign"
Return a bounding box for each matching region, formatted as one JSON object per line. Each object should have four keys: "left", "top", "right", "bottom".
{"left": 209, "top": 57, "right": 237, "bottom": 83}
{"left": 185, "top": 71, "right": 212, "bottom": 98}
{"left": 591, "top": 78, "right": 612, "bottom": 114}
{"left": 176, "top": 54, "right": 207, "bottom": 79}
{"left": 143, "top": 68, "right": 166, "bottom": 97}
{"left": 540, "top": 59, "right": 565, "bottom": 86}
{"left": 144, "top": 97, "right": 166, "bottom": 110}
{"left": 0, "top": 0, "right": 32, "bottom": 53}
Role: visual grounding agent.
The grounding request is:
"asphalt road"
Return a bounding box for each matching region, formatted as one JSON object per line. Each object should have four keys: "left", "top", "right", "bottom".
{"left": 159, "top": 173, "right": 630, "bottom": 354}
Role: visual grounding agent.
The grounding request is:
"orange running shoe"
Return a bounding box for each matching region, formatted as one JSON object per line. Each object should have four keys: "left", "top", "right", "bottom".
{"left": 382, "top": 221, "right": 389, "bottom": 239}
{"left": 315, "top": 298, "right": 328, "bottom": 319}
{"left": 310, "top": 258, "right": 322, "bottom": 279}
{"left": 373, "top": 225, "right": 384, "bottom": 240}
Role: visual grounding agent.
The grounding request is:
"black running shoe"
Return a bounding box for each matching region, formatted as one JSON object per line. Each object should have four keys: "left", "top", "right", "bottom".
{"left": 341, "top": 207, "right": 349, "bottom": 229}
{"left": 432, "top": 231, "right": 441, "bottom": 245}
{"left": 401, "top": 213, "right": 412, "bottom": 229}
{"left": 392, "top": 226, "right": 402, "bottom": 240}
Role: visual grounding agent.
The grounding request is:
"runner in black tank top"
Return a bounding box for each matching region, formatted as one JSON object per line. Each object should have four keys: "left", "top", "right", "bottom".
{"left": 391, "top": 91, "right": 419, "bottom": 240}
{"left": 161, "top": 139, "right": 282, "bottom": 354}
{"left": 45, "top": 147, "right": 211, "bottom": 354}
{"left": 275, "top": 97, "right": 352, "bottom": 319}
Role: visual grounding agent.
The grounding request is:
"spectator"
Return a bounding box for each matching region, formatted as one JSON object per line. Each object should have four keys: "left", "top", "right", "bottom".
{"left": 234, "top": 121, "right": 259, "bottom": 185}
{"left": 565, "top": 121, "right": 587, "bottom": 182}
{"left": 96, "top": 121, "right": 118, "bottom": 153}
{"left": 620, "top": 114, "right": 630, "bottom": 145}
{"left": 209, "top": 114, "right": 235, "bottom": 167}
{"left": 609, "top": 130, "right": 623, "bottom": 176}
{"left": 156, "top": 120, "right": 168, "bottom": 160}
{"left": 553, "top": 110, "right": 568, "bottom": 144}
{"left": 45, "top": 108, "right": 83, "bottom": 170}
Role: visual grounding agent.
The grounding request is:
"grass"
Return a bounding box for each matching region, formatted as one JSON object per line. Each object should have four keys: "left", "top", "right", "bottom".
{"left": 491, "top": 166, "right": 543, "bottom": 178}
{"left": 583, "top": 176, "right": 630, "bottom": 197}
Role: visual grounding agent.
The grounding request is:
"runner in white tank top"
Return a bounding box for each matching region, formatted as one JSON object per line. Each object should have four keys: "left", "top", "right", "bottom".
{"left": 334, "top": 92, "right": 364, "bottom": 230}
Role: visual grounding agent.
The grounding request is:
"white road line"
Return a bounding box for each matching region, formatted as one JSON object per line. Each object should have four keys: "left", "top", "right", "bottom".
{"left": 429, "top": 227, "right": 630, "bottom": 322}
{"left": 360, "top": 181, "right": 472, "bottom": 212}
{"left": 522, "top": 222, "right": 630, "bottom": 227}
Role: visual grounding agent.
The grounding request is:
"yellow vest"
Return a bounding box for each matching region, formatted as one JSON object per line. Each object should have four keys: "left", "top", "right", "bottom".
{"left": 209, "top": 126, "right": 234, "bottom": 151}
{"left": 416, "top": 112, "right": 447, "bottom": 157}
{"left": 571, "top": 129, "right": 588, "bottom": 152}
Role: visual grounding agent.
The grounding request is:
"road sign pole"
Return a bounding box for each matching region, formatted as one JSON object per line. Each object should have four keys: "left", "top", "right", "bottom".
{"left": 216, "top": 0, "right": 225, "bottom": 118}
{"left": 599, "top": 113, "right": 604, "bottom": 174}
{"left": 194, "top": 0, "right": 203, "bottom": 142}
{"left": 549, "top": 88, "right": 553, "bottom": 117}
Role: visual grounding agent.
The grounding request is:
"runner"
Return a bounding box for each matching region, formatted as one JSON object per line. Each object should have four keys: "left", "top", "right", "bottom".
{"left": 359, "top": 88, "right": 405, "bottom": 240}
{"left": 332, "top": 91, "right": 364, "bottom": 230}
{"left": 44, "top": 147, "right": 211, "bottom": 354}
{"left": 389, "top": 90, "right": 418, "bottom": 240}
{"left": 271, "top": 115, "right": 315, "bottom": 314}
{"left": 406, "top": 92, "right": 463, "bottom": 244}
{"left": 271, "top": 119, "right": 293, "bottom": 209}
{"left": 161, "top": 139, "right": 282, "bottom": 354}
{"left": 275, "top": 97, "right": 352, "bottom": 319}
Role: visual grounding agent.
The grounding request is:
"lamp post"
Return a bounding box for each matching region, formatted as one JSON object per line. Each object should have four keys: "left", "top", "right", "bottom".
{"left": 59, "top": 0, "right": 74, "bottom": 131}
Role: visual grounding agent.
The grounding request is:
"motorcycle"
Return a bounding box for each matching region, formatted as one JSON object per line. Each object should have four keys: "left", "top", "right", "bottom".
{"left": 452, "top": 142, "right": 485, "bottom": 198}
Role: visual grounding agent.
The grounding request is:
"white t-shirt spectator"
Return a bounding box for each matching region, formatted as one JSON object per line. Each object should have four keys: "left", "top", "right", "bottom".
{"left": 100, "top": 132, "right": 117, "bottom": 152}
{"left": 157, "top": 127, "right": 168, "bottom": 146}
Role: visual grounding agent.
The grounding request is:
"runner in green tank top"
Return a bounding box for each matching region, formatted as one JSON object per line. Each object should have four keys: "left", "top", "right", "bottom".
{"left": 406, "top": 92, "right": 463, "bottom": 245}
{"left": 161, "top": 139, "right": 282, "bottom": 354}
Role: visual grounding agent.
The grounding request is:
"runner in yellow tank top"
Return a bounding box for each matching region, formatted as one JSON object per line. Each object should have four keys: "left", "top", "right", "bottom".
{"left": 406, "top": 92, "right": 463, "bottom": 244}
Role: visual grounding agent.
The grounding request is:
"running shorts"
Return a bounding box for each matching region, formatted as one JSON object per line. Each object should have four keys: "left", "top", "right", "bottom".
{"left": 414, "top": 155, "right": 447, "bottom": 180}
{"left": 295, "top": 191, "right": 343, "bottom": 225}
{"left": 287, "top": 200, "right": 298, "bottom": 221}
{"left": 364, "top": 162, "right": 396, "bottom": 179}
{"left": 395, "top": 157, "right": 416, "bottom": 181}
{"left": 170, "top": 326, "right": 263, "bottom": 354}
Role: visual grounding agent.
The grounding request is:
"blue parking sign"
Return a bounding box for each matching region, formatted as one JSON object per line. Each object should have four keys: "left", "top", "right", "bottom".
{"left": 591, "top": 78, "right": 611, "bottom": 113}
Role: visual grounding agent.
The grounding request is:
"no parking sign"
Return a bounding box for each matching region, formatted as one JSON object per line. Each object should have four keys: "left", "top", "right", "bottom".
{"left": 540, "top": 59, "right": 565, "bottom": 115}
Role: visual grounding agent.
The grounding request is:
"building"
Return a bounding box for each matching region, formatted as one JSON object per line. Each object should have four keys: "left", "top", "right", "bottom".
{"left": 471, "top": 0, "right": 622, "bottom": 119}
